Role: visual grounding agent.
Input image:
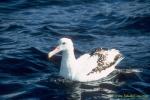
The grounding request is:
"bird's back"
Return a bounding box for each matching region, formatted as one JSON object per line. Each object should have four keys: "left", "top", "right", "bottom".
{"left": 75, "top": 48, "right": 124, "bottom": 82}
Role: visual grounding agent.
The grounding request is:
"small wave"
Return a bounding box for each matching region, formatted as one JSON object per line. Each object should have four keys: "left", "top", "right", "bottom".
{"left": 0, "top": 37, "right": 15, "bottom": 46}
{"left": 122, "top": 16, "right": 150, "bottom": 31}
{"left": 0, "top": 83, "right": 24, "bottom": 95}
{"left": 0, "top": 58, "right": 40, "bottom": 76}
{"left": 0, "top": 24, "right": 24, "bottom": 32}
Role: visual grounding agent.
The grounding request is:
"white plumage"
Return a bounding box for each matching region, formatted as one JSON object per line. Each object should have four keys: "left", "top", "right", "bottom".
{"left": 48, "top": 38, "right": 124, "bottom": 82}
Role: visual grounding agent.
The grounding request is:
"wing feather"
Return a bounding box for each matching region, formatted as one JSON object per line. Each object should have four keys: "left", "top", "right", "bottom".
{"left": 87, "top": 48, "right": 123, "bottom": 75}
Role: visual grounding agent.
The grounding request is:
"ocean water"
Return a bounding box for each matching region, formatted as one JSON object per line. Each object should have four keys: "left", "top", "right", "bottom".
{"left": 0, "top": 0, "right": 150, "bottom": 100}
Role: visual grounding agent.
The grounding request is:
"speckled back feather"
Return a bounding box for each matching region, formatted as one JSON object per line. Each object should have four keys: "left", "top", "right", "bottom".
{"left": 87, "top": 48, "right": 123, "bottom": 75}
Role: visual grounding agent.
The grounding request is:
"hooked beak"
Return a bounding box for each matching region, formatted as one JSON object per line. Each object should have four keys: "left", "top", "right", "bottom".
{"left": 48, "top": 46, "right": 61, "bottom": 58}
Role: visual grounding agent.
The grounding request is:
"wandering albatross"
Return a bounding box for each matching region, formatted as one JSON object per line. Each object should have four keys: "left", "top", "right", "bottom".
{"left": 48, "top": 38, "right": 124, "bottom": 82}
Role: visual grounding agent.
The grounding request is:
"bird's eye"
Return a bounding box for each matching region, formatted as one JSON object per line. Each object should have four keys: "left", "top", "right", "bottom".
{"left": 62, "top": 42, "right": 66, "bottom": 45}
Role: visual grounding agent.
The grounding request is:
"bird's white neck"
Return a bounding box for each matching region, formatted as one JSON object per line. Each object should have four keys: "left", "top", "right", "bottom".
{"left": 59, "top": 48, "right": 77, "bottom": 79}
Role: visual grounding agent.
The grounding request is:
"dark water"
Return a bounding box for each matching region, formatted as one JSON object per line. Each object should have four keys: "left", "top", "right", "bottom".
{"left": 0, "top": 0, "right": 150, "bottom": 100}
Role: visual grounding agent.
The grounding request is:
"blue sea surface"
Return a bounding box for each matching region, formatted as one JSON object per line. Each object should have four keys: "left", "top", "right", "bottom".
{"left": 0, "top": 0, "right": 150, "bottom": 100}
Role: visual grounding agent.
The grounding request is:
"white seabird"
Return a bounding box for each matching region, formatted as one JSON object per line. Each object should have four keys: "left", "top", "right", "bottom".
{"left": 48, "top": 38, "right": 124, "bottom": 82}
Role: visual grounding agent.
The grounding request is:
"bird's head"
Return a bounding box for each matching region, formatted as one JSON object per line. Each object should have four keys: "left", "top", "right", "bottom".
{"left": 48, "top": 38, "right": 73, "bottom": 58}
